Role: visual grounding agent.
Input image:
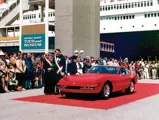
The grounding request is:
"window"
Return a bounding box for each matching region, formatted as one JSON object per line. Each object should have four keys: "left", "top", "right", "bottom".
{"left": 144, "top": 1, "right": 147, "bottom": 6}
{"left": 132, "top": 3, "right": 134, "bottom": 8}
{"left": 123, "top": 4, "right": 125, "bottom": 9}
{"left": 120, "top": 4, "right": 122, "bottom": 9}
{"left": 132, "top": 15, "right": 135, "bottom": 19}
{"left": 148, "top": 14, "right": 150, "bottom": 17}
{"left": 126, "top": 16, "right": 129, "bottom": 19}
{"left": 154, "top": 13, "right": 157, "bottom": 17}
{"left": 114, "top": 5, "right": 116, "bottom": 9}
{"left": 128, "top": 3, "right": 131, "bottom": 8}
{"left": 103, "top": 6, "right": 105, "bottom": 11}
{"left": 147, "top": 1, "right": 150, "bottom": 6}
{"left": 87, "top": 66, "right": 117, "bottom": 74}
{"left": 138, "top": 2, "right": 140, "bottom": 7}
{"left": 145, "top": 14, "right": 147, "bottom": 18}
{"left": 31, "top": 14, "right": 34, "bottom": 19}
{"left": 111, "top": 5, "right": 113, "bottom": 9}
{"left": 108, "top": 5, "right": 110, "bottom": 10}
{"left": 141, "top": 1, "right": 143, "bottom": 7}
{"left": 129, "top": 15, "right": 132, "bottom": 19}
{"left": 105, "top": 6, "right": 107, "bottom": 11}
{"left": 117, "top": 4, "right": 119, "bottom": 9}
{"left": 135, "top": 2, "right": 137, "bottom": 7}
{"left": 150, "top": 1, "right": 153, "bottom": 6}
{"left": 125, "top": 3, "right": 128, "bottom": 8}
{"left": 119, "top": 68, "right": 127, "bottom": 75}
{"left": 100, "top": 6, "right": 102, "bottom": 11}
{"left": 151, "top": 13, "right": 153, "bottom": 17}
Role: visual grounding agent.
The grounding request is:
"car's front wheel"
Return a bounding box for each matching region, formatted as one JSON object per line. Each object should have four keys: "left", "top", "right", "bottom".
{"left": 100, "top": 83, "right": 111, "bottom": 99}
{"left": 125, "top": 80, "right": 135, "bottom": 94}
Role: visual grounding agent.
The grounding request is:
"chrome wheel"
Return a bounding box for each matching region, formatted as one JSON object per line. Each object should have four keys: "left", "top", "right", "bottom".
{"left": 104, "top": 84, "right": 110, "bottom": 98}
{"left": 125, "top": 80, "right": 135, "bottom": 94}
{"left": 130, "top": 81, "right": 134, "bottom": 92}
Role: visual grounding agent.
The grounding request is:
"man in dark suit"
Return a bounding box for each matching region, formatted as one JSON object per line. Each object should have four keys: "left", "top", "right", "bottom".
{"left": 53, "top": 49, "right": 66, "bottom": 94}
{"left": 67, "top": 56, "right": 78, "bottom": 75}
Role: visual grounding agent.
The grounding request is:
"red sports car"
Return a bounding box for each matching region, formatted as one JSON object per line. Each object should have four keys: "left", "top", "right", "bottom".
{"left": 57, "top": 66, "right": 138, "bottom": 99}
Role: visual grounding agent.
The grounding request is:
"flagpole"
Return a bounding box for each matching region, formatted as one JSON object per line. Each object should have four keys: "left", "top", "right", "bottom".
{"left": 45, "top": 0, "right": 49, "bottom": 53}
{"left": 19, "top": 0, "right": 23, "bottom": 52}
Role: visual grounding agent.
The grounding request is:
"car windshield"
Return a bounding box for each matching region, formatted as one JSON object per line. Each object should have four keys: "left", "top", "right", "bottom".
{"left": 87, "top": 66, "right": 117, "bottom": 74}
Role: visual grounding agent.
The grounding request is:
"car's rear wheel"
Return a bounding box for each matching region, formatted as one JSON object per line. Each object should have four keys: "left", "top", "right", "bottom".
{"left": 100, "top": 83, "right": 111, "bottom": 99}
{"left": 125, "top": 80, "right": 135, "bottom": 94}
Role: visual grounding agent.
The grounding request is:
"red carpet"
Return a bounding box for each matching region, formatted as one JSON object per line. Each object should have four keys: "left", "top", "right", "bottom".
{"left": 13, "top": 83, "right": 159, "bottom": 110}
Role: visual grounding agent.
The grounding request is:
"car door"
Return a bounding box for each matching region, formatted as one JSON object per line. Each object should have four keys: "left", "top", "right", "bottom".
{"left": 118, "top": 68, "right": 130, "bottom": 90}
{"left": 109, "top": 67, "right": 122, "bottom": 92}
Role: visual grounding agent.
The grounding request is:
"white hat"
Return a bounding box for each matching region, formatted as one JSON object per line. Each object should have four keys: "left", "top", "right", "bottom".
{"left": 0, "top": 49, "right": 4, "bottom": 56}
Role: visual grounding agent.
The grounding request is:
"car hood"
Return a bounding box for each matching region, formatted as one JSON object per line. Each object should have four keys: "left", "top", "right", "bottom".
{"left": 58, "top": 73, "right": 113, "bottom": 86}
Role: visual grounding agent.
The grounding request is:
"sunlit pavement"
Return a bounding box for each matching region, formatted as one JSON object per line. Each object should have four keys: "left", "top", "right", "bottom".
{"left": 1, "top": 79, "right": 159, "bottom": 120}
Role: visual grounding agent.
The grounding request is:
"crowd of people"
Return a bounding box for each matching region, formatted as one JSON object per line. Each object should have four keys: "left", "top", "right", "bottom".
{"left": 0, "top": 48, "right": 159, "bottom": 94}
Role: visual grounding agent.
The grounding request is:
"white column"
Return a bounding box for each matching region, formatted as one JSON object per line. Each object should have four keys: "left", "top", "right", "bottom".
{"left": 45, "top": 0, "right": 49, "bottom": 53}
{"left": 19, "top": 0, "right": 23, "bottom": 52}
{"left": 55, "top": 0, "right": 100, "bottom": 57}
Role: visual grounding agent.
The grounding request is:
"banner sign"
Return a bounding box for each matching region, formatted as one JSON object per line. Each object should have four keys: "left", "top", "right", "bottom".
{"left": 21, "top": 34, "right": 45, "bottom": 52}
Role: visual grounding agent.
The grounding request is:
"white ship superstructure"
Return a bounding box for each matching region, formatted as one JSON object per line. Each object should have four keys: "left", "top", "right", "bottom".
{"left": 100, "top": 0, "right": 159, "bottom": 33}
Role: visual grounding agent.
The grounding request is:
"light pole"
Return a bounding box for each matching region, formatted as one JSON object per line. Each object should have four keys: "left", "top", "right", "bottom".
{"left": 74, "top": 49, "right": 84, "bottom": 57}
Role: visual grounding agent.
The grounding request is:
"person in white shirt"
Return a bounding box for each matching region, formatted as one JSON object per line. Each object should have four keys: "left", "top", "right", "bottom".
{"left": 112, "top": 60, "right": 119, "bottom": 66}
{"left": 107, "top": 59, "right": 114, "bottom": 66}
{"left": 152, "top": 61, "right": 157, "bottom": 79}
{"left": 76, "top": 57, "right": 84, "bottom": 74}
{"left": 92, "top": 60, "right": 99, "bottom": 66}
{"left": 15, "top": 54, "right": 26, "bottom": 91}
